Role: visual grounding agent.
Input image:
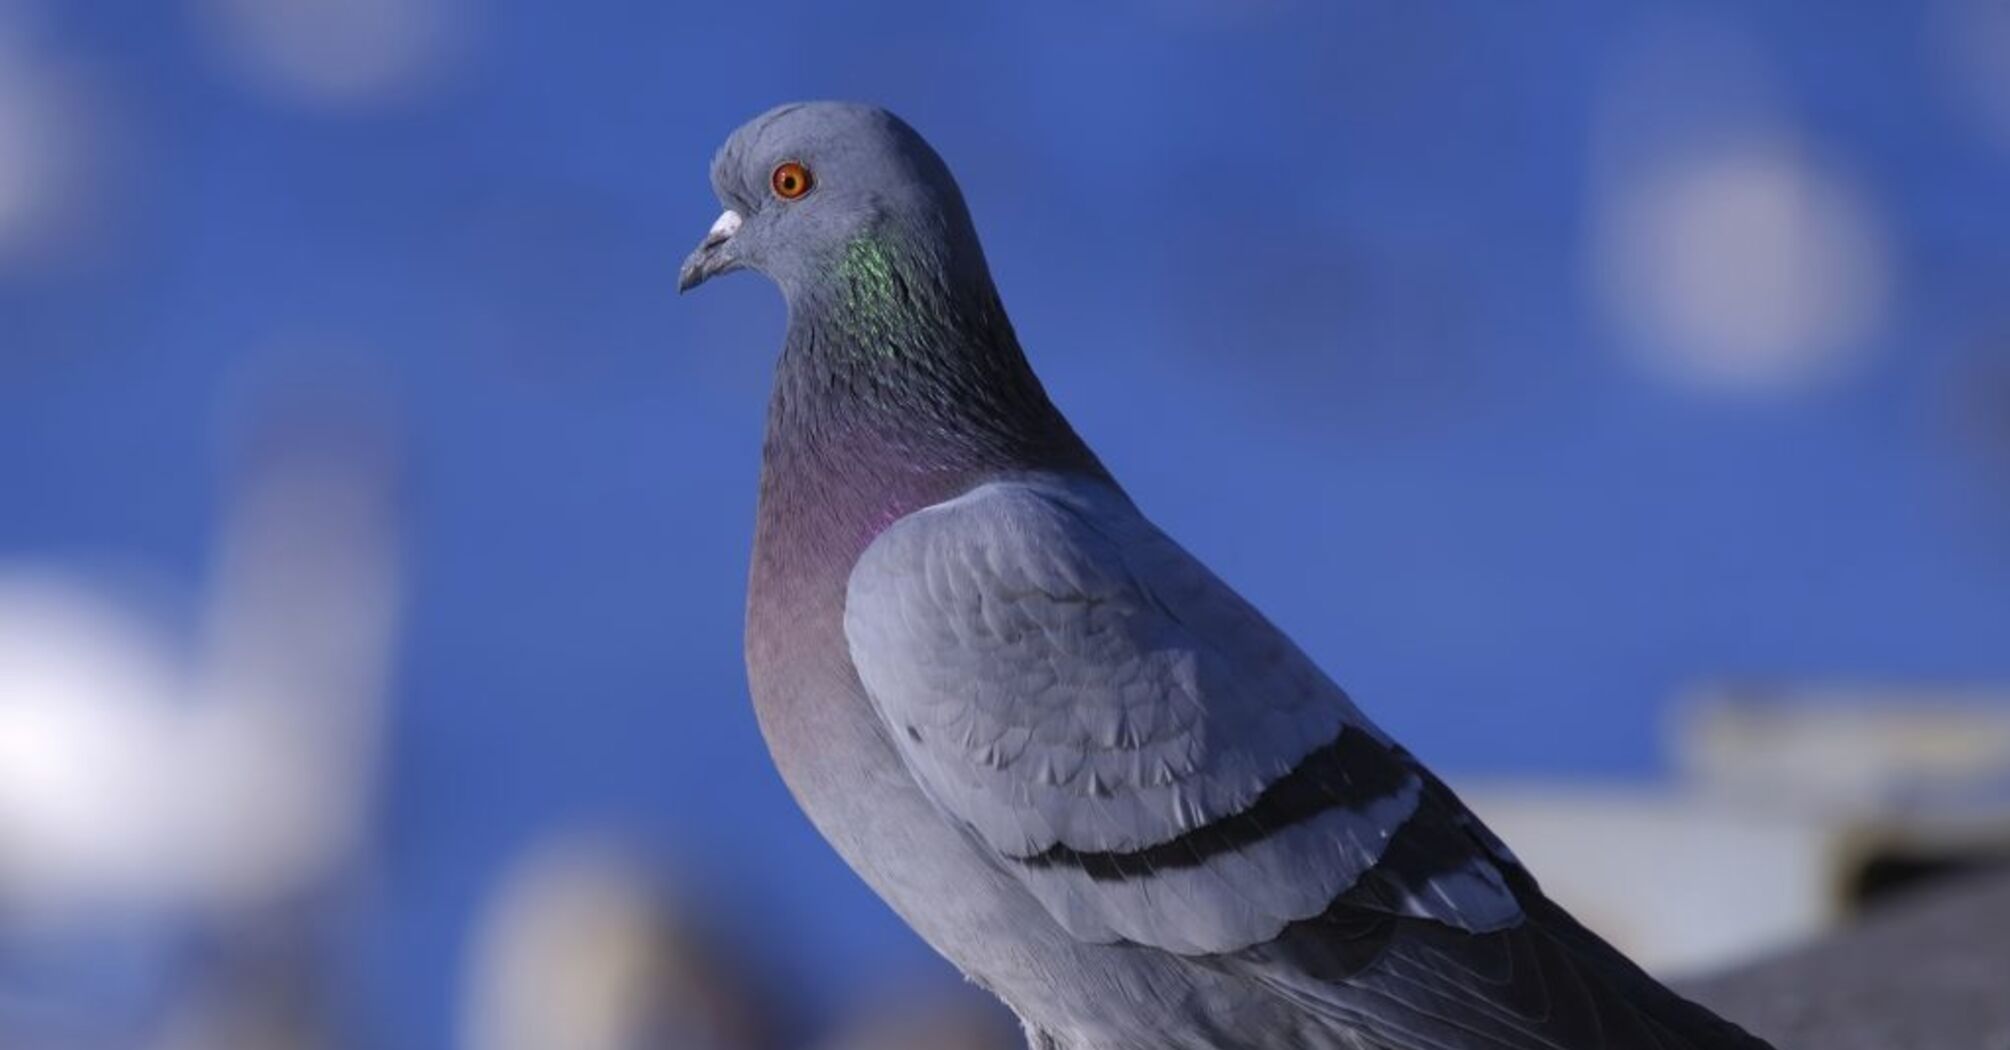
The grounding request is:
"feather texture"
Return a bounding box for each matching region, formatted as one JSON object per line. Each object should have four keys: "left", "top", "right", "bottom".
{"left": 845, "top": 475, "right": 1522, "bottom": 954}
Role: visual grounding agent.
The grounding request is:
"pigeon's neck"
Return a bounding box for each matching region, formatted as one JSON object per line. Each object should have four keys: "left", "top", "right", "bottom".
{"left": 754, "top": 234, "right": 1105, "bottom": 574}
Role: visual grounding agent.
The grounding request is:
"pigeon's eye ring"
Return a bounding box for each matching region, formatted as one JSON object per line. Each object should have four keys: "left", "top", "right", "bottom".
{"left": 770, "top": 161, "right": 813, "bottom": 201}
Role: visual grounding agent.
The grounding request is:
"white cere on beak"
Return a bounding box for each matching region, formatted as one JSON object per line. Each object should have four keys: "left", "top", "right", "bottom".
{"left": 705, "top": 209, "right": 742, "bottom": 245}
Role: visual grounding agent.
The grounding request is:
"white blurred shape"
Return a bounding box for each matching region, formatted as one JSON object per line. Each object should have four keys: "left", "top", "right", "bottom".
{"left": 0, "top": 420, "right": 397, "bottom": 917}
{"left": 1930, "top": 0, "right": 2010, "bottom": 155}
{"left": 464, "top": 845, "right": 668, "bottom": 1050}
{"left": 0, "top": 16, "right": 105, "bottom": 265}
{"left": 1463, "top": 783, "right": 1830, "bottom": 977}
{"left": 463, "top": 839, "right": 775, "bottom": 1050}
{"left": 1680, "top": 684, "right": 2010, "bottom": 813}
{"left": 1461, "top": 683, "right": 2010, "bottom": 977}
{"left": 0, "top": 54, "right": 47, "bottom": 240}
{"left": 1588, "top": 17, "right": 1892, "bottom": 395}
{"left": 194, "top": 0, "right": 463, "bottom": 109}
{"left": 0, "top": 576, "right": 184, "bottom": 893}
{"left": 1597, "top": 142, "right": 1890, "bottom": 391}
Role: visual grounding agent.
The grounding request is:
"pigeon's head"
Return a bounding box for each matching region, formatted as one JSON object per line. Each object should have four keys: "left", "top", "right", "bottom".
{"left": 678, "top": 102, "right": 986, "bottom": 299}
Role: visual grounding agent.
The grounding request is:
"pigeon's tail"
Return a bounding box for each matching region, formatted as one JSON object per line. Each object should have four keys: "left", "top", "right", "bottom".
{"left": 1233, "top": 883, "right": 1773, "bottom": 1050}
{"left": 1224, "top": 766, "right": 1775, "bottom": 1050}
{"left": 1511, "top": 884, "right": 1775, "bottom": 1050}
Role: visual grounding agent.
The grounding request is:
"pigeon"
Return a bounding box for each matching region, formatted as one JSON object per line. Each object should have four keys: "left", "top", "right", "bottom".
{"left": 679, "top": 101, "right": 1773, "bottom": 1050}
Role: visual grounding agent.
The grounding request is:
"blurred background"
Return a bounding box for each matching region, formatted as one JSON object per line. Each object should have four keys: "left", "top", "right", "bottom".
{"left": 2, "top": 1, "right": 2008, "bottom": 1048}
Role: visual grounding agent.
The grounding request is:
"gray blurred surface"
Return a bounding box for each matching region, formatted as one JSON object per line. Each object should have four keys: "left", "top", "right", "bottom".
{"left": 1684, "top": 871, "right": 2010, "bottom": 1050}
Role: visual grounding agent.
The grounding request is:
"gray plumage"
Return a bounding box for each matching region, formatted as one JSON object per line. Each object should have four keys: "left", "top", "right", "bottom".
{"left": 681, "top": 101, "right": 1771, "bottom": 1050}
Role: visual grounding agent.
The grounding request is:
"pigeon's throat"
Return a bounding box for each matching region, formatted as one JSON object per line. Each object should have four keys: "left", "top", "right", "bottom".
{"left": 768, "top": 234, "right": 1105, "bottom": 483}
{"left": 782, "top": 234, "right": 1015, "bottom": 408}
{"left": 820, "top": 235, "right": 971, "bottom": 367}
{"left": 835, "top": 235, "right": 905, "bottom": 338}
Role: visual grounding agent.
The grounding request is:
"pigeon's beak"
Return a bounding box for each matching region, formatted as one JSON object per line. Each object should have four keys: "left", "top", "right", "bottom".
{"left": 678, "top": 209, "right": 743, "bottom": 293}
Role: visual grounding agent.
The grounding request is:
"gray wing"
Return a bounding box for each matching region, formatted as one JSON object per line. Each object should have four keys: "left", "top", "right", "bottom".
{"left": 844, "top": 476, "right": 1773, "bottom": 1049}
{"left": 842, "top": 476, "right": 1521, "bottom": 956}
{"left": 1231, "top": 766, "right": 1775, "bottom": 1048}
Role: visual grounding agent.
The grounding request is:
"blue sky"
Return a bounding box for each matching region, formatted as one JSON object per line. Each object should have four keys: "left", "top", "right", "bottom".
{"left": 3, "top": 1, "right": 2009, "bottom": 1045}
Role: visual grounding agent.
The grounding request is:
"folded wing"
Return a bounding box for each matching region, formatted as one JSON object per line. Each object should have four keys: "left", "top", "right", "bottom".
{"left": 842, "top": 476, "right": 1521, "bottom": 955}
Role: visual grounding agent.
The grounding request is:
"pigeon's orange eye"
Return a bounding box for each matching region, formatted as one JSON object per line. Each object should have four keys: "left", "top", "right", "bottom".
{"left": 771, "top": 161, "right": 813, "bottom": 200}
